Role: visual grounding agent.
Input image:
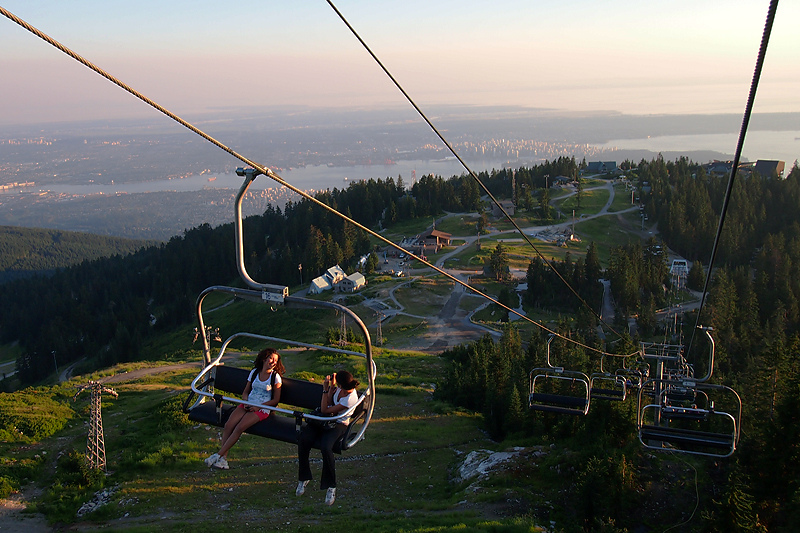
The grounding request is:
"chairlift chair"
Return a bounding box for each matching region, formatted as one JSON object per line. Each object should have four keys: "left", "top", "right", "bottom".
{"left": 184, "top": 294, "right": 376, "bottom": 453}
{"left": 529, "top": 335, "right": 590, "bottom": 415}
{"left": 614, "top": 357, "right": 650, "bottom": 391}
{"left": 589, "top": 353, "right": 629, "bottom": 402}
{"left": 182, "top": 168, "right": 376, "bottom": 453}
{"left": 637, "top": 328, "right": 742, "bottom": 457}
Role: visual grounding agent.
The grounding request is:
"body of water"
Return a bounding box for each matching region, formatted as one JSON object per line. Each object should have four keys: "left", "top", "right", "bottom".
{"left": 593, "top": 130, "right": 799, "bottom": 169}
{"left": 31, "top": 158, "right": 516, "bottom": 196}
{"left": 24, "top": 131, "right": 798, "bottom": 198}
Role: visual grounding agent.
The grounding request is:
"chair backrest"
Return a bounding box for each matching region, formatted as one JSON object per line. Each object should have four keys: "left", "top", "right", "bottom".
{"left": 280, "top": 377, "right": 323, "bottom": 410}
{"left": 213, "top": 365, "right": 249, "bottom": 395}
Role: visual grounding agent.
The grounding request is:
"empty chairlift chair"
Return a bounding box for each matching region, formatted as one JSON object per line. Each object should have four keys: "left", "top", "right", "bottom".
{"left": 589, "top": 353, "right": 629, "bottom": 402}
{"left": 529, "top": 335, "right": 590, "bottom": 415}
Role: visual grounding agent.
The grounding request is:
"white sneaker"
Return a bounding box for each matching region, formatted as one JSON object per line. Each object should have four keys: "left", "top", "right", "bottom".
{"left": 213, "top": 456, "right": 229, "bottom": 469}
{"left": 325, "top": 487, "right": 336, "bottom": 506}
{"left": 296, "top": 480, "right": 309, "bottom": 496}
{"left": 204, "top": 453, "right": 219, "bottom": 467}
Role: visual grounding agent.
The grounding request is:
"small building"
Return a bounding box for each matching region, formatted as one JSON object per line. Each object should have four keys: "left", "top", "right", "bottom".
{"left": 584, "top": 161, "right": 618, "bottom": 175}
{"left": 325, "top": 265, "right": 346, "bottom": 285}
{"left": 705, "top": 160, "right": 734, "bottom": 177}
{"left": 492, "top": 200, "right": 515, "bottom": 218}
{"left": 424, "top": 229, "right": 452, "bottom": 247}
{"left": 754, "top": 160, "right": 786, "bottom": 179}
{"left": 670, "top": 259, "right": 689, "bottom": 276}
{"left": 339, "top": 272, "right": 366, "bottom": 293}
{"left": 309, "top": 276, "right": 332, "bottom": 295}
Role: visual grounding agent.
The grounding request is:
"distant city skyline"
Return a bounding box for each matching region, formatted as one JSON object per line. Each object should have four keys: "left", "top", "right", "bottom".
{"left": 1, "top": 1, "right": 798, "bottom": 127}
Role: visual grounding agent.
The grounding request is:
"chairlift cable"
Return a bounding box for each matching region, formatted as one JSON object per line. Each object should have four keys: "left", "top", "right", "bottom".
{"left": 0, "top": 6, "right": 635, "bottom": 358}
{"left": 326, "top": 0, "right": 626, "bottom": 343}
{"left": 686, "top": 0, "right": 779, "bottom": 356}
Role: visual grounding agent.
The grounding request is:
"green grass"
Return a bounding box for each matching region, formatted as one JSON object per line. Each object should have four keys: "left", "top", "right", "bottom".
{"left": 0, "top": 342, "right": 22, "bottom": 365}
{"left": 435, "top": 214, "right": 481, "bottom": 237}
{"left": 556, "top": 188, "right": 610, "bottom": 217}
{"left": 608, "top": 184, "right": 636, "bottom": 213}
{"left": 573, "top": 215, "right": 643, "bottom": 265}
{"left": 393, "top": 277, "right": 453, "bottom": 316}
{"left": 383, "top": 217, "right": 439, "bottom": 241}
{"left": 5, "top": 350, "right": 541, "bottom": 531}
{"left": 378, "top": 314, "right": 429, "bottom": 347}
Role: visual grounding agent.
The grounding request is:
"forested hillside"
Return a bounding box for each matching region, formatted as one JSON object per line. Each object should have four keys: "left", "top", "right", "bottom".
{"left": 0, "top": 171, "right": 483, "bottom": 384}
{"left": 0, "top": 226, "right": 152, "bottom": 283}
{"left": 437, "top": 159, "right": 800, "bottom": 529}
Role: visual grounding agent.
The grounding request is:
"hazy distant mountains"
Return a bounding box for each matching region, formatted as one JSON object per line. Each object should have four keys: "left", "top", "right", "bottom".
{"left": 1, "top": 107, "right": 797, "bottom": 240}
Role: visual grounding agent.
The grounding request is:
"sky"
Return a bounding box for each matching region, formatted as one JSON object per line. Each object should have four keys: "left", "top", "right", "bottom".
{"left": 0, "top": 1, "right": 798, "bottom": 126}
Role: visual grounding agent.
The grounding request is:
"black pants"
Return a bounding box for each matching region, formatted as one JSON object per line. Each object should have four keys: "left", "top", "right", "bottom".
{"left": 298, "top": 422, "right": 347, "bottom": 490}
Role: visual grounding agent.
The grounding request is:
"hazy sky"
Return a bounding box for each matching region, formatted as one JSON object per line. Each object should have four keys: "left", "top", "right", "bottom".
{"left": 1, "top": 1, "right": 797, "bottom": 126}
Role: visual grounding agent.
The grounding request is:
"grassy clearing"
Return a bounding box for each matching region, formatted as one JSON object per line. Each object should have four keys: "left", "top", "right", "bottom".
{"left": 435, "top": 214, "right": 481, "bottom": 237}
{"left": 0, "top": 342, "right": 21, "bottom": 365}
{"left": 555, "top": 188, "right": 610, "bottom": 217}
{"left": 3, "top": 350, "right": 552, "bottom": 532}
{"left": 378, "top": 314, "right": 428, "bottom": 347}
{"left": 479, "top": 236, "right": 589, "bottom": 265}
{"left": 382, "top": 218, "right": 437, "bottom": 242}
{"left": 393, "top": 277, "right": 452, "bottom": 316}
{"left": 608, "top": 184, "right": 636, "bottom": 213}
{"left": 573, "top": 215, "right": 643, "bottom": 265}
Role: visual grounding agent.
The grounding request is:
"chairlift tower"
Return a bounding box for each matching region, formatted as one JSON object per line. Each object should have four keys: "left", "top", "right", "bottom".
{"left": 340, "top": 310, "right": 347, "bottom": 347}
{"left": 375, "top": 311, "right": 384, "bottom": 346}
{"left": 73, "top": 381, "right": 118, "bottom": 472}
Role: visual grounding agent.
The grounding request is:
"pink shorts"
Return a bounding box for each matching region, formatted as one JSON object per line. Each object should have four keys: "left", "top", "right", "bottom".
{"left": 238, "top": 403, "right": 271, "bottom": 421}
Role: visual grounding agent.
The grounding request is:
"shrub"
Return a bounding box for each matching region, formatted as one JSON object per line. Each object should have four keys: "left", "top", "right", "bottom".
{"left": 0, "top": 388, "right": 75, "bottom": 442}
{"left": 0, "top": 476, "right": 13, "bottom": 498}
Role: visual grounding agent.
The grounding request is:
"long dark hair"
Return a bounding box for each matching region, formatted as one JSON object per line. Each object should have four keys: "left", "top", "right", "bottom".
{"left": 335, "top": 370, "right": 359, "bottom": 391}
{"left": 254, "top": 348, "right": 286, "bottom": 375}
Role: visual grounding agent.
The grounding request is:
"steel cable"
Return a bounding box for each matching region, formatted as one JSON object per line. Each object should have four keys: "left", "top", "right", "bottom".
{"left": 687, "top": 0, "right": 779, "bottom": 356}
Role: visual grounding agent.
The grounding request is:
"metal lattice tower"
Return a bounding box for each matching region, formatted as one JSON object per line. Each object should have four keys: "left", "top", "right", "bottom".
{"left": 339, "top": 311, "right": 347, "bottom": 347}
{"left": 73, "top": 381, "right": 118, "bottom": 472}
{"left": 376, "top": 311, "right": 384, "bottom": 346}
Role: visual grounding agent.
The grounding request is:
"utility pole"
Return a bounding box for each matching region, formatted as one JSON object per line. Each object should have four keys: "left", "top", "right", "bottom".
{"left": 73, "top": 381, "right": 118, "bottom": 472}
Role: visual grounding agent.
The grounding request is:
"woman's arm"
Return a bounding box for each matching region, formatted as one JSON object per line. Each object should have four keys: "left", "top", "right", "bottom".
{"left": 242, "top": 381, "right": 252, "bottom": 402}
{"left": 242, "top": 381, "right": 255, "bottom": 412}
{"left": 320, "top": 389, "right": 349, "bottom": 415}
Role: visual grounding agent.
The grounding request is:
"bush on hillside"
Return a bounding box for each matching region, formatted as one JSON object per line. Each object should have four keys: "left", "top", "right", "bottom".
{"left": 0, "top": 388, "right": 75, "bottom": 442}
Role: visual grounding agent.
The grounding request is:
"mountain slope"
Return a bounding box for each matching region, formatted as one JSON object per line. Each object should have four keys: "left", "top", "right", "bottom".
{"left": 0, "top": 225, "right": 153, "bottom": 283}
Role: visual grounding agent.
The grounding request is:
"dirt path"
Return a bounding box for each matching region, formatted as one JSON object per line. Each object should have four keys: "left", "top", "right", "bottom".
{"left": 0, "top": 485, "right": 49, "bottom": 532}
